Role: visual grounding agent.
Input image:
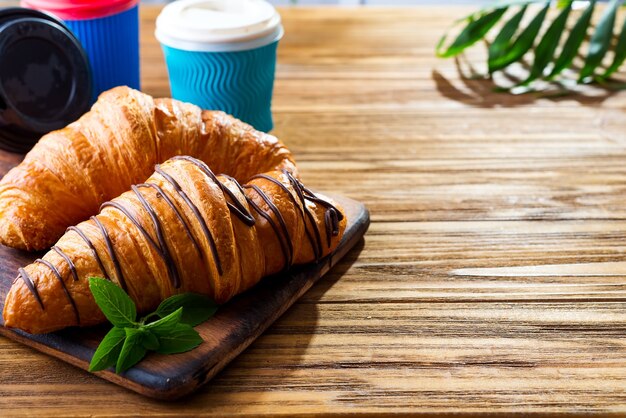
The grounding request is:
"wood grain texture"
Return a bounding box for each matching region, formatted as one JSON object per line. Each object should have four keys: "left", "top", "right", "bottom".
{"left": 2, "top": 4, "right": 626, "bottom": 416}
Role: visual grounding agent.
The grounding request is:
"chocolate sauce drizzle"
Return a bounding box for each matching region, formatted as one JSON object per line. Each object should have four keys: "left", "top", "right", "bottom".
{"left": 137, "top": 182, "right": 202, "bottom": 257}
{"left": 100, "top": 200, "right": 160, "bottom": 251}
{"left": 34, "top": 259, "right": 80, "bottom": 325}
{"left": 19, "top": 156, "right": 343, "bottom": 316}
{"left": 100, "top": 195, "right": 181, "bottom": 289}
{"left": 218, "top": 171, "right": 294, "bottom": 270}
{"left": 285, "top": 171, "right": 344, "bottom": 248}
{"left": 244, "top": 187, "right": 293, "bottom": 272}
{"left": 130, "top": 185, "right": 181, "bottom": 289}
{"left": 277, "top": 170, "right": 342, "bottom": 261}
{"left": 155, "top": 165, "right": 223, "bottom": 276}
{"left": 18, "top": 267, "right": 44, "bottom": 310}
{"left": 244, "top": 184, "right": 294, "bottom": 270}
{"left": 90, "top": 216, "right": 129, "bottom": 292}
{"left": 52, "top": 246, "right": 79, "bottom": 282}
{"left": 172, "top": 156, "right": 256, "bottom": 226}
{"left": 250, "top": 173, "right": 322, "bottom": 262}
{"left": 67, "top": 226, "right": 108, "bottom": 278}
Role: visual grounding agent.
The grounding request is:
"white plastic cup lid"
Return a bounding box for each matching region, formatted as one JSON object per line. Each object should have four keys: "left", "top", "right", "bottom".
{"left": 155, "top": 0, "right": 283, "bottom": 52}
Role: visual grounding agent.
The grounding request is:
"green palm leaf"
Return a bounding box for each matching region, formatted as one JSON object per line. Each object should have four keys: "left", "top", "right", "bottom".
{"left": 488, "top": 2, "right": 550, "bottom": 72}
{"left": 436, "top": 7, "right": 508, "bottom": 58}
{"left": 601, "top": 15, "right": 626, "bottom": 79}
{"left": 436, "top": 0, "right": 545, "bottom": 58}
{"left": 521, "top": 1, "right": 572, "bottom": 85}
{"left": 488, "top": 5, "right": 528, "bottom": 72}
{"left": 579, "top": 0, "right": 620, "bottom": 81}
{"left": 547, "top": 0, "right": 595, "bottom": 79}
{"left": 435, "top": 0, "right": 626, "bottom": 91}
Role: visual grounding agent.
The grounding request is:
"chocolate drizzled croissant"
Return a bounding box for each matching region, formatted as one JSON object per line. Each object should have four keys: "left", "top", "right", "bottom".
{"left": 3, "top": 156, "right": 346, "bottom": 334}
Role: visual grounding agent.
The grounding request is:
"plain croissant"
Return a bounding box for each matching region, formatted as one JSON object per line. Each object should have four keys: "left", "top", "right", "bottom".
{"left": 0, "top": 87, "right": 296, "bottom": 251}
{"left": 3, "top": 156, "right": 346, "bottom": 334}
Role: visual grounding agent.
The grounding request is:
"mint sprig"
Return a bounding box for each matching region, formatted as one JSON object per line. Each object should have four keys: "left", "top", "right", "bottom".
{"left": 89, "top": 278, "right": 136, "bottom": 327}
{"left": 155, "top": 293, "right": 218, "bottom": 326}
{"left": 88, "top": 277, "right": 218, "bottom": 374}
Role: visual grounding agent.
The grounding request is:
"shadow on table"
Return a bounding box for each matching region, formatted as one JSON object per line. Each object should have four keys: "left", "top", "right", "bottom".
{"left": 432, "top": 56, "right": 622, "bottom": 109}
{"left": 306, "top": 237, "right": 365, "bottom": 300}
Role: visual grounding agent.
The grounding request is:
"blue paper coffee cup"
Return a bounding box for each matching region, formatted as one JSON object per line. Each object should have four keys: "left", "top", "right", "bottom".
{"left": 22, "top": 0, "right": 140, "bottom": 101}
{"left": 156, "top": 0, "right": 283, "bottom": 133}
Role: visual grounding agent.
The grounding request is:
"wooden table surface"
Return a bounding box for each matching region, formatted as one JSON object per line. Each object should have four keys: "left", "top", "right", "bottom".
{"left": 2, "top": 5, "right": 626, "bottom": 416}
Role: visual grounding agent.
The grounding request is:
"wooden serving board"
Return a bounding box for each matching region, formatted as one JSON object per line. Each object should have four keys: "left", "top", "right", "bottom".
{"left": 0, "top": 193, "right": 369, "bottom": 400}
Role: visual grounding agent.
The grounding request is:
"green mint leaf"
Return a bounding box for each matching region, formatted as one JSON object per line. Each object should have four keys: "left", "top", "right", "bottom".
{"left": 116, "top": 328, "right": 147, "bottom": 374}
{"left": 145, "top": 307, "right": 183, "bottom": 334}
{"left": 140, "top": 328, "right": 160, "bottom": 351}
{"left": 89, "top": 277, "right": 137, "bottom": 328}
{"left": 88, "top": 327, "right": 126, "bottom": 372}
{"left": 155, "top": 293, "right": 218, "bottom": 326}
{"left": 155, "top": 323, "right": 203, "bottom": 355}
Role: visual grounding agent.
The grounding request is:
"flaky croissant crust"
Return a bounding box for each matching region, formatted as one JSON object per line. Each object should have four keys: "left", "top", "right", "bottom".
{"left": 3, "top": 156, "right": 346, "bottom": 334}
{"left": 0, "top": 87, "right": 296, "bottom": 251}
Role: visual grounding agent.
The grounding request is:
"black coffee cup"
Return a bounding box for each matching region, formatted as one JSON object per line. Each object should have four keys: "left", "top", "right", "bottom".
{"left": 0, "top": 8, "right": 91, "bottom": 153}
